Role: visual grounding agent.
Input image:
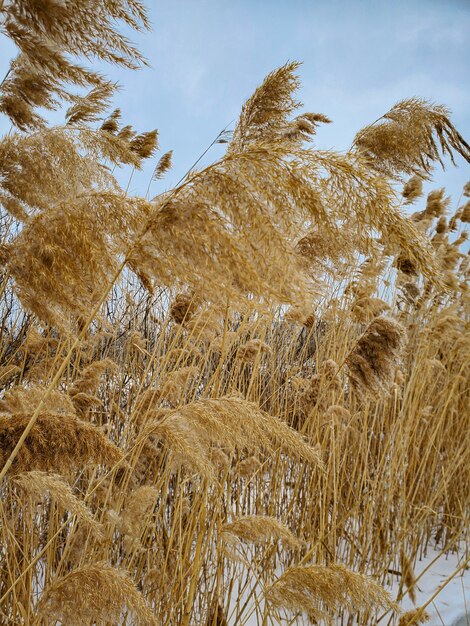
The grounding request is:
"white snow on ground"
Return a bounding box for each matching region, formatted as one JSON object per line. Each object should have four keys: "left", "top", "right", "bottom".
{"left": 388, "top": 547, "right": 470, "bottom": 626}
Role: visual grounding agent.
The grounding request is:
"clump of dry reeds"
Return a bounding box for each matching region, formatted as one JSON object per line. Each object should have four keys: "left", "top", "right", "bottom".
{"left": 1, "top": 0, "right": 149, "bottom": 130}
{"left": 0, "top": 3, "right": 469, "bottom": 625}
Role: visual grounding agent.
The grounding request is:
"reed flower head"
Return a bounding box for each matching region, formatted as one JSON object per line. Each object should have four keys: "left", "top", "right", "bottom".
{"left": 0, "top": 411, "right": 123, "bottom": 474}
{"left": 169, "top": 292, "right": 199, "bottom": 324}
{"left": 461, "top": 200, "right": 470, "bottom": 223}
{"left": 13, "top": 471, "right": 103, "bottom": 536}
{"left": 37, "top": 563, "right": 156, "bottom": 625}
{"left": 154, "top": 150, "right": 173, "bottom": 180}
{"left": 1, "top": 0, "right": 149, "bottom": 129}
{"left": 353, "top": 98, "right": 470, "bottom": 179}
{"left": 399, "top": 608, "right": 430, "bottom": 625}
{"left": 425, "top": 189, "right": 450, "bottom": 217}
{"left": 266, "top": 564, "right": 398, "bottom": 622}
{"left": 237, "top": 339, "right": 271, "bottom": 363}
{"left": 346, "top": 316, "right": 406, "bottom": 395}
{"left": 402, "top": 175, "right": 424, "bottom": 204}
{"left": 222, "top": 515, "right": 300, "bottom": 549}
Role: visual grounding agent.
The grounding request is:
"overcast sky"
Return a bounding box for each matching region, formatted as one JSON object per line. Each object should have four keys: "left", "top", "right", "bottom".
{"left": 1, "top": 0, "right": 469, "bottom": 205}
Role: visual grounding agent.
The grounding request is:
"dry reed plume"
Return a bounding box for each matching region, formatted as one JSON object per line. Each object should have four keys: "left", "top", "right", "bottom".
{"left": 37, "top": 563, "right": 156, "bottom": 625}
{"left": 266, "top": 564, "right": 398, "bottom": 622}
{"left": 398, "top": 608, "right": 431, "bottom": 626}
{"left": 12, "top": 471, "right": 103, "bottom": 536}
{"left": 346, "top": 315, "right": 406, "bottom": 395}
{"left": 0, "top": 411, "right": 123, "bottom": 474}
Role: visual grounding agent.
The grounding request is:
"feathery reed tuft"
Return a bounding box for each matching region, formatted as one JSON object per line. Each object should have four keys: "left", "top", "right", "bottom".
{"left": 346, "top": 316, "right": 406, "bottom": 395}
{"left": 353, "top": 98, "right": 470, "bottom": 179}
{"left": 0, "top": 411, "right": 123, "bottom": 474}
{"left": 222, "top": 515, "right": 301, "bottom": 548}
{"left": 37, "top": 563, "right": 156, "bottom": 625}
{"left": 398, "top": 608, "right": 431, "bottom": 625}
{"left": 12, "top": 471, "right": 103, "bottom": 535}
{"left": 266, "top": 564, "right": 398, "bottom": 621}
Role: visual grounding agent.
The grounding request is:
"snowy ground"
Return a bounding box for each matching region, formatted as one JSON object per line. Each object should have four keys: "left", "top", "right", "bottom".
{"left": 388, "top": 547, "right": 470, "bottom": 626}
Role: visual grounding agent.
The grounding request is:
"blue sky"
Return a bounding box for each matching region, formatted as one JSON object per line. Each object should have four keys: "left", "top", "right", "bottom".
{"left": 1, "top": 0, "right": 469, "bottom": 205}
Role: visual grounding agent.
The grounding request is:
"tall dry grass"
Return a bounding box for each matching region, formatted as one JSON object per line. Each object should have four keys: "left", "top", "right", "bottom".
{"left": 0, "top": 2, "right": 469, "bottom": 625}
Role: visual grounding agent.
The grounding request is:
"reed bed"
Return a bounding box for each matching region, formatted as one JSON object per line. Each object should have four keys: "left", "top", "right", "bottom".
{"left": 0, "top": 1, "right": 469, "bottom": 624}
